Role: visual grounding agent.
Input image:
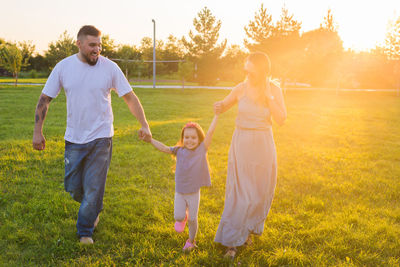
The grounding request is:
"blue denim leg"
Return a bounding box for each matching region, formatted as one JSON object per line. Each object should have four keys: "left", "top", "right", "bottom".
{"left": 77, "top": 137, "right": 112, "bottom": 237}
{"left": 64, "top": 141, "right": 89, "bottom": 202}
{"left": 64, "top": 138, "right": 112, "bottom": 238}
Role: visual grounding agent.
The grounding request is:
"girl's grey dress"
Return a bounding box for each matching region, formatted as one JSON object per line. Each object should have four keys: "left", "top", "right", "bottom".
{"left": 214, "top": 88, "right": 277, "bottom": 247}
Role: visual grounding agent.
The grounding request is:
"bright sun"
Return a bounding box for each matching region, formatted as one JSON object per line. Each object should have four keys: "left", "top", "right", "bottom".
{"left": 331, "top": 1, "right": 396, "bottom": 51}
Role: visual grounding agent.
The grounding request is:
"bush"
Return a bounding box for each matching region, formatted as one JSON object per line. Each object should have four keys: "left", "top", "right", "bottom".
{"left": 29, "top": 69, "right": 38, "bottom": 78}
{"left": 19, "top": 70, "right": 49, "bottom": 79}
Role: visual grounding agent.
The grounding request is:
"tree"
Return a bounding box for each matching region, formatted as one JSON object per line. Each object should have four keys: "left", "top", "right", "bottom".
{"left": 161, "top": 35, "right": 184, "bottom": 74}
{"left": 0, "top": 41, "right": 35, "bottom": 85}
{"left": 244, "top": 5, "right": 303, "bottom": 84}
{"left": 220, "top": 45, "right": 248, "bottom": 83}
{"left": 45, "top": 31, "right": 78, "bottom": 70}
{"left": 275, "top": 5, "right": 301, "bottom": 36}
{"left": 352, "top": 48, "right": 394, "bottom": 89}
{"left": 385, "top": 17, "right": 400, "bottom": 60}
{"left": 19, "top": 41, "right": 35, "bottom": 65}
{"left": 321, "top": 9, "right": 337, "bottom": 32}
{"left": 28, "top": 54, "right": 48, "bottom": 72}
{"left": 271, "top": 6, "right": 303, "bottom": 84}
{"left": 244, "top": 4, "right": 274, "bottom": 49}
{"left": 384, "top": 16, "right": 400, "bottom": 91}
{"left": 138, "top": 37, "right": 165, "bottom": 78}
{"left": 177, "top": 60, "right": 194, "bottom": 88}
{"left": 182, "top": 7, "right": 226, "bottom": 85}
{"left": 139, "top": 37, "right": 153, "bottom": 78}
{"left": 301, "top": 29, "right": 343, "bottom": 86}
{"left": 300, "top": 9, "right": 343, "bottom": 87}
{"left": 101, "top": 34, "right": 117, "bottom": 59}
{"left": 0, "top": 38, "right": 9, "bottom": 76}
{"left": 115, "top": 44, "right": 141, "bottom": 79}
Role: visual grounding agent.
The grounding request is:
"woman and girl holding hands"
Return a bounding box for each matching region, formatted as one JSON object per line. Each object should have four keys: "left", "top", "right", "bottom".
{"left": 149, "top": 52, "right": 287, "bottom": 259}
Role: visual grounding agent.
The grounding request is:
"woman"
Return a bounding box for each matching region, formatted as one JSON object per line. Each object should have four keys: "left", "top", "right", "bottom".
{"left": 214, "top": 52, "right": 287, "bottom": 259}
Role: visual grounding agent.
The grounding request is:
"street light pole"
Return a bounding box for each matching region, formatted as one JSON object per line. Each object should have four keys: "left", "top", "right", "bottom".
{"left": 152, "top": 19, "right": 156, "bottom": 89}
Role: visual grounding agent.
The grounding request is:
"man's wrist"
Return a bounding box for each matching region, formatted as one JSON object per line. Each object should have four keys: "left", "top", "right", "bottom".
{"left": 33, "top": 128, "right": 43, "bottom": 135}
{"left": 141, "top": 122, "right": 150, "bottom": 129}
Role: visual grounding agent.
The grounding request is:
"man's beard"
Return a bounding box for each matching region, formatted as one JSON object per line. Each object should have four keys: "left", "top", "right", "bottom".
{"left": 83, "top": 53, "right": 99, "bottom": 66}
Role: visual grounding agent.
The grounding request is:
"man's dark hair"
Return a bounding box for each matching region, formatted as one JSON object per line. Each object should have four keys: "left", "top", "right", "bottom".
{"left": 77, "top": 25, "right": 101, "bottom": 40}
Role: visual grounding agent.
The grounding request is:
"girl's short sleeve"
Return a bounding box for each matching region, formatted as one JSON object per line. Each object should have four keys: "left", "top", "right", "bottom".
{"left": 197, "top": 142, "right": 206, "bottom": 153}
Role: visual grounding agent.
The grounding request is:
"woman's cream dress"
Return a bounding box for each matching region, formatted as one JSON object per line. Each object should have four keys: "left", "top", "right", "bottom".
{"left": 214, "top": 89, "right": 277, "bottom": 247}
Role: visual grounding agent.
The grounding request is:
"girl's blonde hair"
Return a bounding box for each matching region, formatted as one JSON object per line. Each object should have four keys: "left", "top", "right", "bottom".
{"left": 176, "top": 122, "right": 205, "bottom": 147}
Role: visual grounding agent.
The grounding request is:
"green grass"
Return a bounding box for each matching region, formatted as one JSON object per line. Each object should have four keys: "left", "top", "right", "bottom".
{"left": 1, "top": 85, "right": 400, "bottom": 266}
{"left": 0, "top": 77, "right": 236, "bottom": 87}
{"left": 0, "top": 77, "right": 49, "bottom": 84}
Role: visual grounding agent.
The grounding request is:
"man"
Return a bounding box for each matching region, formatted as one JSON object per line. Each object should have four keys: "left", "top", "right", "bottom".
{"left": 32, "top": 25, "right": 151, "bottom": 244}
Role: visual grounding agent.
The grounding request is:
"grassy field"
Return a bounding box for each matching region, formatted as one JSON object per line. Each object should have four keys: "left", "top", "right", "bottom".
{"left": 1, "top": 85, "right": 400, "bottom": 266}
{"left": 0, "top": 77, "right": 237, "bottom": 87}
{"left": 0, "top": 77, "right": 49, "bottom": 84}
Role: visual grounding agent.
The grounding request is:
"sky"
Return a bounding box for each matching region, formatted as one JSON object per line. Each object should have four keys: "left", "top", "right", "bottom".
{"left": 1, "top": 0, "right": 399, "bottom": 54}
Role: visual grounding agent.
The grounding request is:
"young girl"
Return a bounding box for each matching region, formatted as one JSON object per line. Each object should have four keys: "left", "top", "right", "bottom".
{"left": 150, "top": 115, "right": 218, "bottom": 252}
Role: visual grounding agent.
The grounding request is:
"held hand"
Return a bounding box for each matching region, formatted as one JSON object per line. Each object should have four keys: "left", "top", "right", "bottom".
{"left": 138, "top": 126, "right": 152, "bottom": 143}
{"left": 213, "top": 101, "right": 223, "bottom": 115}
{"left": 33, "top": 132, "right": 46, "bottom": 150}
{"left": 265, "top": 79, "right": 273, "bottom": 99}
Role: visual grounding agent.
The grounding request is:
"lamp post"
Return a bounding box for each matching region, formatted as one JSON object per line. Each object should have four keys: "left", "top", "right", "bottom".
{"left": 152, "top": 19, "right": 156, "bottom": 89}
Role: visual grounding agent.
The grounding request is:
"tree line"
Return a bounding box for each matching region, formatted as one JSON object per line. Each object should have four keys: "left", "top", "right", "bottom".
{"left": 1, "top": 5, "right": 400, "bottom": 89}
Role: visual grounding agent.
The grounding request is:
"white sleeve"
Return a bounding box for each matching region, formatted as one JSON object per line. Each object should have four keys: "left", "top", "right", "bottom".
{"left": 112, "top": 63, "right": 133, "bottom": 97}
{"left": 42, "top": 63, "right": 62, "bottom": 98}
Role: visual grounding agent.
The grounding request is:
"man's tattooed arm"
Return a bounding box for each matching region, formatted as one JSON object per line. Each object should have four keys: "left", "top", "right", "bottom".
{"left": 34, "top": 94, "right": 53, "bottom": 125}
{"left": 33, "top": 94, "right": 53, "bottom": 150}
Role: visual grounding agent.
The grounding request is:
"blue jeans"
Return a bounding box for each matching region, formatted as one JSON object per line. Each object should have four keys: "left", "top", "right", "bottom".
{"left": 64, "top": 137, "right": 112, "bottom": 237}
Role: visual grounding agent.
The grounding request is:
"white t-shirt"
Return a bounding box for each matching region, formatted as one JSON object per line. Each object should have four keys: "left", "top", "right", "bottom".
{"left": 42, "top": 54, "right": 132, "bottom": 144}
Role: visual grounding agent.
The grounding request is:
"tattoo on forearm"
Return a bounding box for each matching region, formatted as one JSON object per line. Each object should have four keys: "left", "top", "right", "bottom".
{"left": 34, "top": 95, "right": 52, "bottom": 124}
{"left": 37, "top": 101, "right": 44, "bottom": 110}
{"left": 41, "top": 106, "right": 47, "bottom": 120}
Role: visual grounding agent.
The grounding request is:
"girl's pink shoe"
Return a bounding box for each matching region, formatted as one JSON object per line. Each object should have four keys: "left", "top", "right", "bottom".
{"left": 182, "top": 239, "right": 197, "bottom": 252}
{"left": 174, "top": 213, "right": 188, "bottom": 233}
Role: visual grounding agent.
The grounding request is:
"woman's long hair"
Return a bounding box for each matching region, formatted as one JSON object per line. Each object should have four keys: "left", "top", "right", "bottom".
{"left": 246, "top": 52, "right": 272, "bottom": 105}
